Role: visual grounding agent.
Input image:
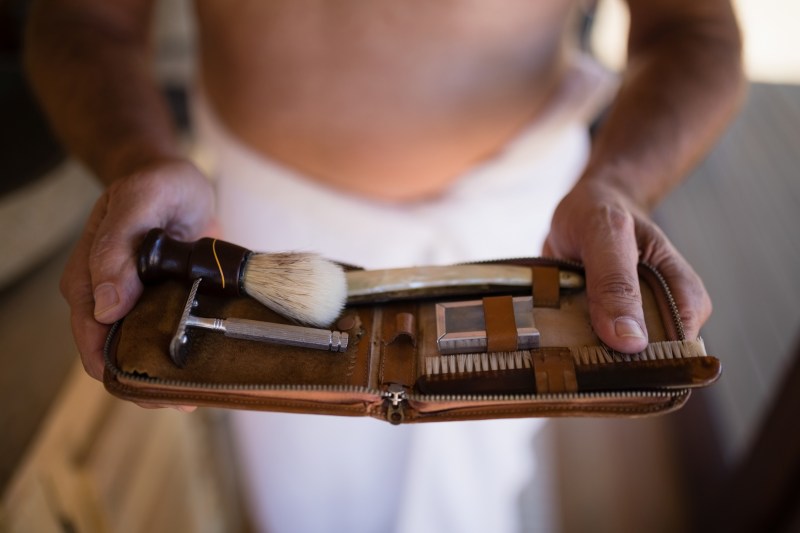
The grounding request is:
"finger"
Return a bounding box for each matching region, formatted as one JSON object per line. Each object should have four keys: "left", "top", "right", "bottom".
{"left": 87, "top": 191, "right": 151, "bottom": 325}
{"left": 582, "top": 207, "right": 649, "bottom": 353}
{"left": 541, "top": 234, "right": 555, "bottom": 257}
{"left": 60, "top": 196, "right": 112, "bottom": 380}
{"left": 639, "top": 232, "right": 712, "bottom": 341}
{"left": 203, "top": 215, "right": 222, "bottom": 239}
{"left": 89, "top": 231, "right": 145, "bottom": 324}
{"left": 87, "top": 162, "right": 211, "bottom": 325}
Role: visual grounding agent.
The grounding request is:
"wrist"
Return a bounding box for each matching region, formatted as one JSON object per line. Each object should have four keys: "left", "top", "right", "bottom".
{"left": 577, "top": 160, "right": 656, "bottom": 212}
{"left": 97, "top": 138, "right": 185, "bottom": 186}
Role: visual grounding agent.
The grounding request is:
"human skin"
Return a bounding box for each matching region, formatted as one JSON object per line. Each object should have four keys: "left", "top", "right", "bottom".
{"left": 25, "top": 0, "right": 742, "bottom": 384}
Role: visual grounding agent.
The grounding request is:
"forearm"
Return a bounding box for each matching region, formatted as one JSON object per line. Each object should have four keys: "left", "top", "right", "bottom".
{"left": 581, "top": 0, "right": 744, "bottom": 211}
{"left": 24, "top": 0, "right": 180, "bottom": 185}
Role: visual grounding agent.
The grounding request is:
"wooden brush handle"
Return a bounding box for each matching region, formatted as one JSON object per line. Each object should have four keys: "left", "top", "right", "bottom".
{"left": 137, "top": 228, "right": 251, "bottom": 296}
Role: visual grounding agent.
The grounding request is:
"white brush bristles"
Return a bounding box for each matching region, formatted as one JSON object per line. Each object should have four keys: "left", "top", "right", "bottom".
{"left": 242, "top": 252, "right": 347, "bottom": 327}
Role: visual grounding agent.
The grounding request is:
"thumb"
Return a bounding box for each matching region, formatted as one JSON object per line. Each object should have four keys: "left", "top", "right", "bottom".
{"left": 582, "top": 211, "right": 649, "bottom": 354}
{"left": 88, "top": 197, "right": 145, "bottom": 325}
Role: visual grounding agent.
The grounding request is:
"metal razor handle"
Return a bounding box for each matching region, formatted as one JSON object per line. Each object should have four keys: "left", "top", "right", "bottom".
{"left": 186, "top": 315, "right": 349, "bottom": 352}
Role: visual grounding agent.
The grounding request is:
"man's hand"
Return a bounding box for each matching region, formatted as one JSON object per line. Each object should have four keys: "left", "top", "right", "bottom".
{"left": 60, "top": 159, "right": 215, "bottom": 381}
{"left": 543, "top": 180, "right": 712, "bottom": 353}
{"left": 536, "top": 0, "right": 738, "bottom": 354}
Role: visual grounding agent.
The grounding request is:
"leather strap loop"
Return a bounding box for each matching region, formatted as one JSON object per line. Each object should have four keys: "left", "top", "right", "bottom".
{"left": 532, "top": 348, "right": 578, "bottom": 393}
{"left": 381, "top": 305, "right": 417, "bottom": 387}
{"left": 388, "top": 312, "right": 416, "bottom": 347}
{"left": 483, "top": 295, "right": 519, "bottom": 352}
{"left": 531, "top": 265, "right": 560, "bottom": 308}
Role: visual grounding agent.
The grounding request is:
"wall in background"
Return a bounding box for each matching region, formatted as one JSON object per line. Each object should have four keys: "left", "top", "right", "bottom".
{"left": 591, "top": 0, "right": 800, "bottom": 84}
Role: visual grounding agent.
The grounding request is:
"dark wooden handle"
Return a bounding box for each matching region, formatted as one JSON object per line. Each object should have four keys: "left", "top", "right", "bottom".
{"left": 137, "top": 228, "right": 251, "bottom": 296}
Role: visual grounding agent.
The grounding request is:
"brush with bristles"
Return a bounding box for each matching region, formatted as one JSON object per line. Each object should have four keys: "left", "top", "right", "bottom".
{"left": 137, "top": 228, "right": 346, "bottom": 327}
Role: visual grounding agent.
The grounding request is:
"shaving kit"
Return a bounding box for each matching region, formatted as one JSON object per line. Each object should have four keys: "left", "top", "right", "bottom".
{"left": 103, "top": 229, "right": 721, "bottom": 423}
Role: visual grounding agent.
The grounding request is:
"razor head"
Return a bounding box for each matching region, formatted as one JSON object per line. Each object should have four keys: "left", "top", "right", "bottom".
{"left": 170, "top": 278, "right": 202, "bottom": 367}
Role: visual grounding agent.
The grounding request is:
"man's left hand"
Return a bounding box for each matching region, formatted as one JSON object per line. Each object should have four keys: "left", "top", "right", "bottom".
{"left": 543, "top": 180, "right": 712, "bottom": 353}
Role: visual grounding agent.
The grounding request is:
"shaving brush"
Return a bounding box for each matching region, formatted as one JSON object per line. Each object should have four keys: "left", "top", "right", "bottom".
{"left": 137, "top": 228, "right": 346, "bottom": 327}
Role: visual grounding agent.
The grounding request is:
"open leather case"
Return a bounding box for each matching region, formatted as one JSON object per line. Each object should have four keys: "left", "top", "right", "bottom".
{"left": 103, "top": 259, "right": 721, "bottom": 424}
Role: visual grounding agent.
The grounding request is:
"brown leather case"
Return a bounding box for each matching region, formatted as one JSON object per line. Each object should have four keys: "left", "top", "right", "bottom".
{"left": 103, "top": 259, "right": 721, "bottom": 423}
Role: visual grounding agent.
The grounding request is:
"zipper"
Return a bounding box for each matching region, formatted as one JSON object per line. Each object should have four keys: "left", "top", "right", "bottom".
{"left": 382, "top": 384, "right": 409, "bottom": 425}
{"left": 638, "top": 261, "right": 685, "bottom": 340}
{"left": 381, "top": 387, "right": 687, "bottom": 423}
{"left": 407, "top": 388, "right": 687, "bottom": 404}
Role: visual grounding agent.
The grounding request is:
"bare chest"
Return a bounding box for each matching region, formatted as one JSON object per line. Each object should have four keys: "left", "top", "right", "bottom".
{"left": 195, "top": 0, "right": 580, "bottom": 200}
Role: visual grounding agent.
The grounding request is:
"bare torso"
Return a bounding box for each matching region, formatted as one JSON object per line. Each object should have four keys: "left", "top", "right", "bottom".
{"left": 195, "top": 0, "right": 579, "bottom": 201}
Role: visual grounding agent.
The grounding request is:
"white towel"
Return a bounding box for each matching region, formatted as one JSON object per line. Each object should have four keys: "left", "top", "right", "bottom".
{"left": 191, "top": 52, "right": 616, "bottom": 533}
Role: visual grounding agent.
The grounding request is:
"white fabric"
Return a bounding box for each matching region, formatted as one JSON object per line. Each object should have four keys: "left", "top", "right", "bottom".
{"left": 191, "top": 53, "right": 616, "bottom": 533}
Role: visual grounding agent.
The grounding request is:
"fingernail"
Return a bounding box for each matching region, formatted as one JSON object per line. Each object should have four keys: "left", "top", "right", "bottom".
{"left": 94, "top": 283, "right": 120, "bottom": 318}
{"left": 614, "top": 317, "right": 645, "bottom": 339}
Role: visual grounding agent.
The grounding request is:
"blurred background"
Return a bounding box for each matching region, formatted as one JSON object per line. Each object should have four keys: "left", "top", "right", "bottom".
{"left": 1, "top": 1, "right": 798, "bottom": 531}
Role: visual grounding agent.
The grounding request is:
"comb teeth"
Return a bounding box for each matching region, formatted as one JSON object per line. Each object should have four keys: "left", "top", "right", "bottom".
{"left": 424, "top": 339, "right": 707, "bottom": 376}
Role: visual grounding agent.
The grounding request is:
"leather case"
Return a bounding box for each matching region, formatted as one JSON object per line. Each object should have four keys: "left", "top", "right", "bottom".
{"left": 103, "top": 259, "right": 721, "bottom": 424}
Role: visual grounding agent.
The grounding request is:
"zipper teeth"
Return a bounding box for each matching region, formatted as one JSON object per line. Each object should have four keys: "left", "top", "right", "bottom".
{"left": 407, "top": 388, "right": 687, "bottom": 403}
{"left": 639, "top": 261, "right": 686, "bottom": 340}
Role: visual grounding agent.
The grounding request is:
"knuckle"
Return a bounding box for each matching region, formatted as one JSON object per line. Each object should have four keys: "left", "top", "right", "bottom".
{"left": 594, "top": 203, "right": 634, "bottom": 234}
{"left": 680, "top": 307, "right": 702, "bottom": 331}
{"left": 90, "top": 233, "right": 123, "bottom": 265}
{"left": 88, "top": 233, "right": 134, "bottom": 284}
{"left": 58, "top": 271, "right": 73, "bottom": 300}
{"left": 591, "top": 272, "right": 641, "bottom": 306}
{"left": 580, "top": 204, "right": 637, "bottom": 251}
{"left": 638, "top": 229, "right": 675, "bottom": 266}
{"left": 680, "top": 284, "right": 713, "bottom": 330}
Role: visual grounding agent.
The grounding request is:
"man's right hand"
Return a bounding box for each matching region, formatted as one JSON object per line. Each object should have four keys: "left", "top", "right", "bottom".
{"left": 60, "top": 159, "right": 215, "bottom": 381}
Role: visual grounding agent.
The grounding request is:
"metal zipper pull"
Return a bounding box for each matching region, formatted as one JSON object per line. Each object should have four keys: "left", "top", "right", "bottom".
{"left": 384, "top": 383, "right": 408, "bottom": 425}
